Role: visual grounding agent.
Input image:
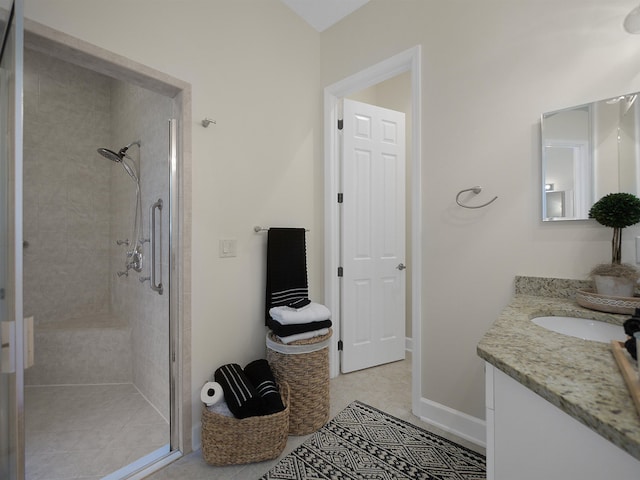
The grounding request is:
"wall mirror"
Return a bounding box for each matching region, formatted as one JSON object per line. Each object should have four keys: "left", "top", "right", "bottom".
{"left": 541, "top": 91, "right": 640, "bottom": 221}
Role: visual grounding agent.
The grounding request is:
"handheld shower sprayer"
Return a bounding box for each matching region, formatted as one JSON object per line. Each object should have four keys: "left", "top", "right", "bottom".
{"left": 97, "top": 140, "right": 141, "bottom": 183}
{"left": 97, "top": 140, "right": 144, "bottom": 278}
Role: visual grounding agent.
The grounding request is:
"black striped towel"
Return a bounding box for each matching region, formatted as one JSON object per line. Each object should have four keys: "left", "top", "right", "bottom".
{"left": 244, "top": 359, "right": 284, "bottom": 414}
{"left": 214, "top": 363, "right": 264, "bottom": 419}
{"left": 265, "top": 228, "right": 310, "bottom": 324}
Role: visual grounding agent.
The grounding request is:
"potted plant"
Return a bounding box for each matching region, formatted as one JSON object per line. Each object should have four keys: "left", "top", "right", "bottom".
{"left": 588, "top": 192, "right": 640, "bottom": 297}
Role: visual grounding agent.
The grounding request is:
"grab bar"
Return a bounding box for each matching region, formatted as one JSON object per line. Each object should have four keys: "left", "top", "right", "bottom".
{"left": 149, "top": 198, "right": 163, "bottom": 295}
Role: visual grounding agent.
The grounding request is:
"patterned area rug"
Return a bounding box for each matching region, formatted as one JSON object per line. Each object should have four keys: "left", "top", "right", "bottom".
{"left": 260, "top": 401, "right": 486, "bottom": 480}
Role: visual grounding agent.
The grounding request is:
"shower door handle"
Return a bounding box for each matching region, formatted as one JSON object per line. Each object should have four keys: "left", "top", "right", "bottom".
{"left": 1, "top": 317, "right": 34, "bottom": 373}
{"left": 149, "top": 199, "right": 163, "bottom": 295}
{"left": 1, "top": 321, "right": 15, "bottom": 373}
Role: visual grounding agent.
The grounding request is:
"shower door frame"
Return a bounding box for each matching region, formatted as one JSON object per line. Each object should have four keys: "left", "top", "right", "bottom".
{"left": 22, "top": 18, "right": 193, "bottom": 474}
{"left": 1, "top": 1, "right": 24, "bottom": 479}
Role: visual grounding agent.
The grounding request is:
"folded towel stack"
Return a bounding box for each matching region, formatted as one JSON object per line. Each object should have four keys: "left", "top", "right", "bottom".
{"left": 267, "top": 301, "right": 332, "bottom": 344}
{"left": 264, "top": 228, "right": 331, "bottom": 343}
{"left": 212, "top": 360, "right": 285, "bottom": 419}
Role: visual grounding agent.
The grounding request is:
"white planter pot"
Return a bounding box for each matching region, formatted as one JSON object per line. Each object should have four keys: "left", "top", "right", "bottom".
{"left": 593, "top": 275, "right": 636, "bottom": 298}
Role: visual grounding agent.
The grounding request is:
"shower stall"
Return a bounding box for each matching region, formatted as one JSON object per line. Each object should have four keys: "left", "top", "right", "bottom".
{"left": 21, "top": 47, "right": 175, "bottom": 479}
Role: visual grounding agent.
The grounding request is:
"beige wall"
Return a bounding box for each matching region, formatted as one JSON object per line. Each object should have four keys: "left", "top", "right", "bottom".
{"left": 24, "top": 0, "right": 640, "bottom": 433}
{"left": 321, "top": 0, "right": 640, "bottom": 418}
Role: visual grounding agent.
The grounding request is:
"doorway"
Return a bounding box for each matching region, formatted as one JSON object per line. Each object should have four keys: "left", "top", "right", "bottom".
{"left": 22, "top": 47, "right": 173, "bottom": 479}
{"left": 340, "top": 97, "right": 407, "bottom": 373}
{"left": 1, "top": 17, "right": 192, "bottom": 480}
{"left": 323, "top": 45, "right": 422, "bottom": 415}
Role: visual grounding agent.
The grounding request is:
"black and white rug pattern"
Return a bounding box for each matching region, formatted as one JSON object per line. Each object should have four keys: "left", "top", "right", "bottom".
{"left": 260, "top": 401, "right": 486, "bottom": 480}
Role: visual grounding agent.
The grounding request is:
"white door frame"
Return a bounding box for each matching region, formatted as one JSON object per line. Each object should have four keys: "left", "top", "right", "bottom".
{"left": 323, "top": 45, "right": 422, "bottom": 415}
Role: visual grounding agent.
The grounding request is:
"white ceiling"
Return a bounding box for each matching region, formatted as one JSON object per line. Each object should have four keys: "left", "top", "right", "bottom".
{"left": 279, "top": 0, "right": 370, "bottom": 32}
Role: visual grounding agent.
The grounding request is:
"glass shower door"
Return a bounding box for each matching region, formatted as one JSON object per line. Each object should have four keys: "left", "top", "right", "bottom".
{"left": 0, "top": 0, "right": 24, "bottom": 479}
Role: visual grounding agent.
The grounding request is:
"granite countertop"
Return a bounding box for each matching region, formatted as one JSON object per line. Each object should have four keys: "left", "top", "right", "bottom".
{"left": 477, "top": 290, "right": 640, "bottom": 462}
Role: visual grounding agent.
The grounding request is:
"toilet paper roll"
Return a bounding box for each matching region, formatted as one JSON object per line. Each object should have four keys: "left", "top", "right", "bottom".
{"left": 200, "top": 381, "right": 224, "bottom": 406}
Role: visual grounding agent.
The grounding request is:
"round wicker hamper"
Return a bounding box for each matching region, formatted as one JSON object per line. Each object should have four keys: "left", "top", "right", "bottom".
{"left": 266, "top": 329, "right": 332, "bottom": 435}
{"left": 201, "top": 382, "right": 289, "bottom": 466}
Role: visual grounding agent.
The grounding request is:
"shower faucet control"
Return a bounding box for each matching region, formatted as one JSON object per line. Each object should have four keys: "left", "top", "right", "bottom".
{"left": 126, "top": 247, "right": 143, "bottom": 273}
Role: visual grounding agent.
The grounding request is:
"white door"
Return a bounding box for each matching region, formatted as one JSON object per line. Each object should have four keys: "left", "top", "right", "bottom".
{"left": 341, "top": 99, "right": 406, "bottom": 373}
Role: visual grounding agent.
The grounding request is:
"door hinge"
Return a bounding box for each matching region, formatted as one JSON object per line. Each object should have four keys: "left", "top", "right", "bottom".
{"left": 337, "top": 266, "right": 343, "bottom": 277}
{"left": 337, "top": 193, "right": 343, "bottom": 203}
{"left": 338, "top": 340, "right": 343, "bottom": 351}
{"left": 337, "top": 119, "right": 343, "bottom": 130}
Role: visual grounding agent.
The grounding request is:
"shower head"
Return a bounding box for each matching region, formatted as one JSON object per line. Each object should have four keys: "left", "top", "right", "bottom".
{"left": 97, "top": 147, "right": 124, "bottom": 163}
{"left": 97, "top": 140, "right": 140, "bottom": 162}
{"left": 97, "top": 141, "right": 141, "bottom": 182}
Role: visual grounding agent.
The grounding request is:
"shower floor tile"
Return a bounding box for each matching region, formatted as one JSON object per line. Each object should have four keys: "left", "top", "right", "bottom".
{"left": 25, "top": 384, "right": 169, "bottom": 480}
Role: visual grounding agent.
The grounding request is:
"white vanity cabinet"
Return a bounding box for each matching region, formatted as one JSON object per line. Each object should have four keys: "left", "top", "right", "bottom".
{"left": 485, "top": 363, "right": 640, "bottom": 480}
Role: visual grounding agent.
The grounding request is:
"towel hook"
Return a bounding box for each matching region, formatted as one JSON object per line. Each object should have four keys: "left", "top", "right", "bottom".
{"left": 201, "top": 118, "right": 216, "bottom": 128}
{"left": 455, "top": 186, "right": 498, "bottom": 209}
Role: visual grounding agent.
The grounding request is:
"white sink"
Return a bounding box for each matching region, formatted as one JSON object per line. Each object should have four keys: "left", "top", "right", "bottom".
{"left": 531, "top": 316, "right": 626, "bottom": 343}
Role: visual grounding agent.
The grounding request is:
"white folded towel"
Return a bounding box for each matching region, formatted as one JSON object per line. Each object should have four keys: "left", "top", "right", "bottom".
{"left": 269, "top": 302, "right": 331, "bottom": 325}
{"left": 277, "top": 328, "right": 330, "bottom": 344}
{"left": 206, "top": 397, "right": 234, "bottom": 417}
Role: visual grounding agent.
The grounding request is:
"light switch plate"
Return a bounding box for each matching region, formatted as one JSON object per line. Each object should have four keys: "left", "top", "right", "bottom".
{"left": 219, "top": 239, "right": 237, "bottom": 258}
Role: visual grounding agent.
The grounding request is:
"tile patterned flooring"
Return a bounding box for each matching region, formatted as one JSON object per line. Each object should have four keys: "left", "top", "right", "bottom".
{"left": 25, "top": 384, "right": 169, "bottom": 480}
{"left": 24, "top": 355, "right": 485, "bottom": 479}
{"left": 146, "top": 354, "right": 485, "bottom": 480}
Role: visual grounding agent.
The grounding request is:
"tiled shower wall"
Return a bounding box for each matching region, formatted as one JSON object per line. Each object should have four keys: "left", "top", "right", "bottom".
{"left": 23, "top": 49, "right": 133, "bottom": 386}
{"left": 23, "top": 49, "right": 172, "bottom": 419}
{"left": 110, "top": 82, "right": 172, "bottom": 420}
{"left": 23, "top": 49, "right": 113, "bottom": 326}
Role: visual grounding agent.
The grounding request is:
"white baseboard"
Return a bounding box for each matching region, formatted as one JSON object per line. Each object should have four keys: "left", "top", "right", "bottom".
{"left": 418, "top": 396, "right": 486, "bottom": 448}
{"left": 405, "top": 337, "right": 413, "bottom": 352}
{"left": 192, "top": 424, "right": 201, "bottom": 452}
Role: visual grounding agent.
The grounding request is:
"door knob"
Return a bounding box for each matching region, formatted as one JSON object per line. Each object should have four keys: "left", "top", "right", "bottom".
{"left": 397, "top": 263, "right": 406, "bottom": 271}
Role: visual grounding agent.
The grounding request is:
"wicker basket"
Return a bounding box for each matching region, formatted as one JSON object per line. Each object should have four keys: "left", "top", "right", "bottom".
{"left": 266, "top": 330, "right": 331, "bottom": 435}
{"left": 201, "top": 382, "right": 289, "bottom": 466}
{"left": 576, "top": 288, "right": 640, "bottom": 314}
